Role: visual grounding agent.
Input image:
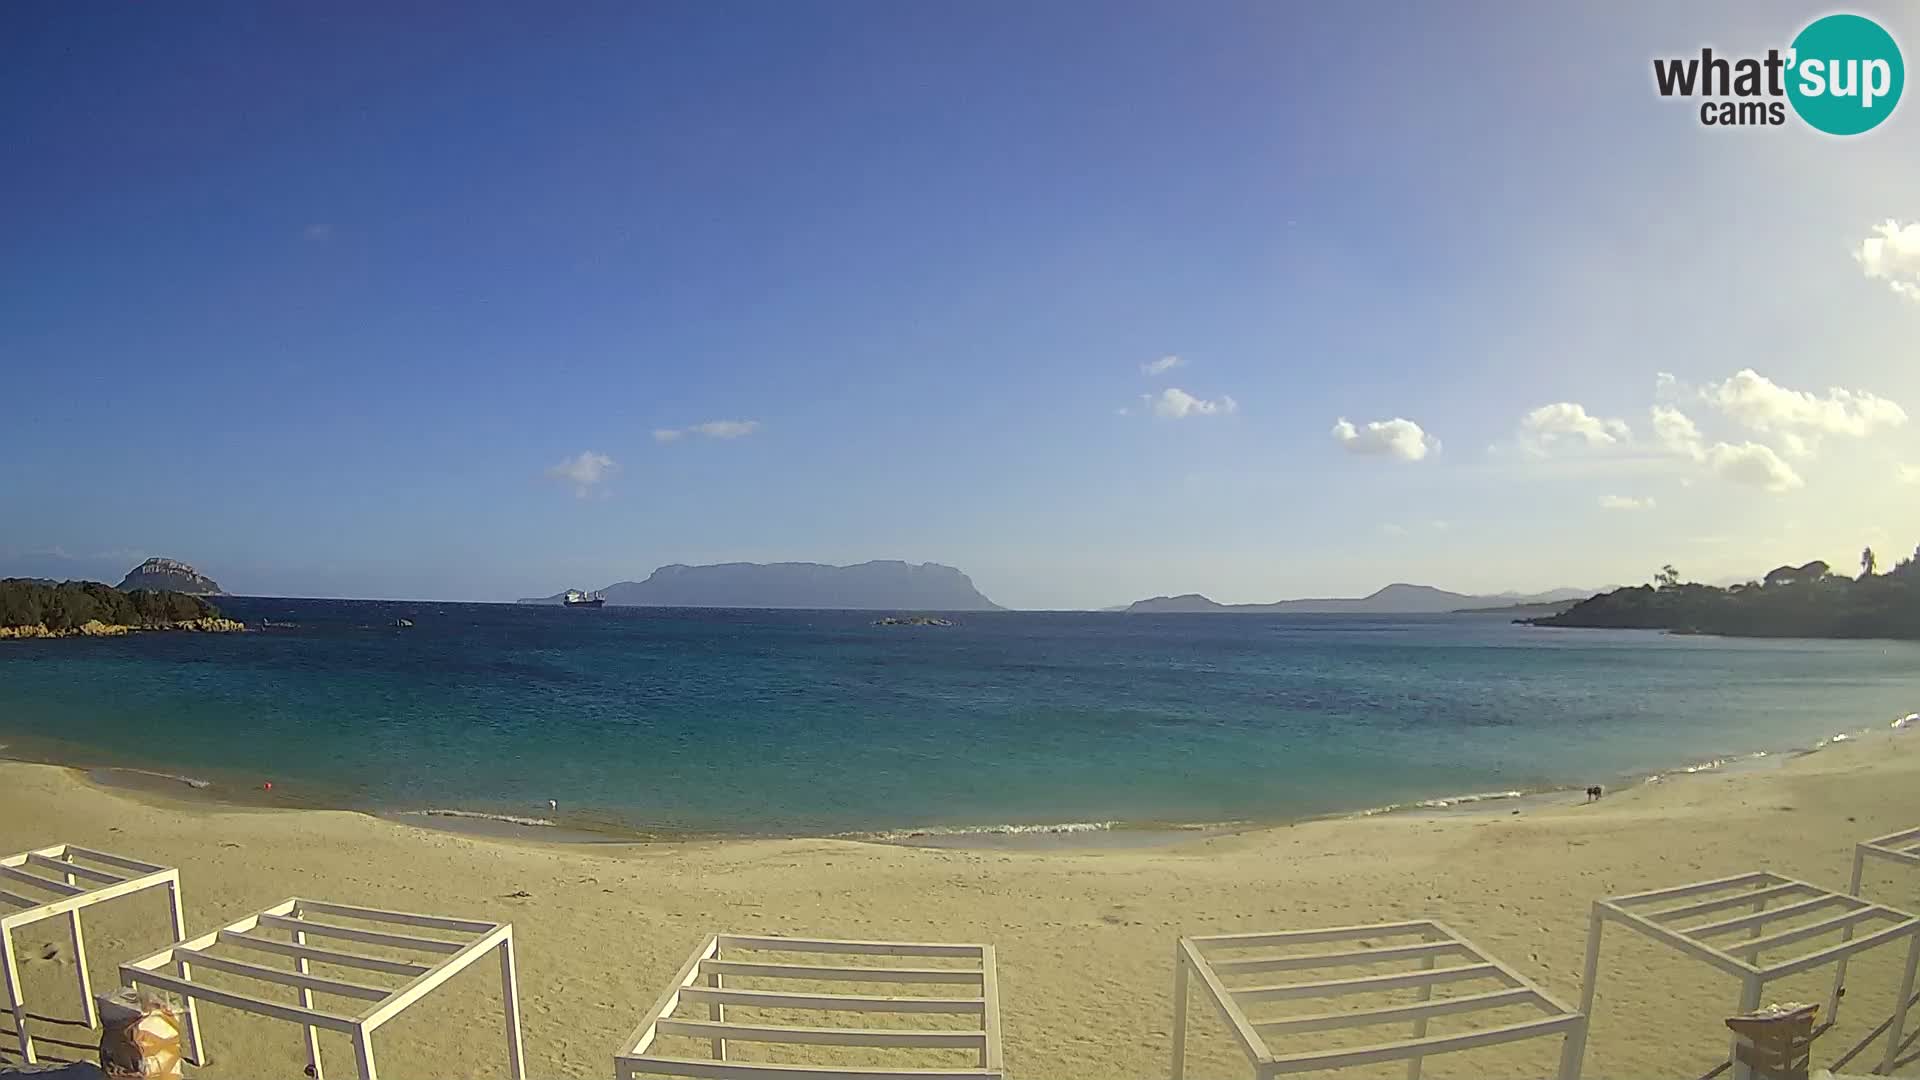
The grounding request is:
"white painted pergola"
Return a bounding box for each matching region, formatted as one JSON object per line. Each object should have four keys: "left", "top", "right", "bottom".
{"left": 1171, "top": 920, "right": 1588, "bottom": 1079}
{"left": 1577, "top": 871, "right": 1920, "bottom": 1080}
{"left": 615, "top": 933, "right": 1004, "bottom": 1080}
{"left": 1829, "top": 826, "right": 1920, "bottom": 1033}
{"left": 120, "top": 897, "right": 525, "bottom": 1080}
{"left": 0, "top": 843, "right": 196, "bottom": 1066}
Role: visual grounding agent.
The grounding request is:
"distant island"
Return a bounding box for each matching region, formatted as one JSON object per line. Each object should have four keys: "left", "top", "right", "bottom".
{"left": 1125, "top": 583, "right": 1595, "bottom": 615}
{"left": 119, "top": 557, "right": 223, "bottom": 595}
{"left": 520, "top": 560, "right": 1004, "bottom": 611}
{"left": 1453, "top": 600, "right": 1582, "bottom": 617}
{"left": 1530, "top": 552, "right": 1920, "bottom": 640}
{"left": 0, "top": 578, "right": 243, "bottom": 639}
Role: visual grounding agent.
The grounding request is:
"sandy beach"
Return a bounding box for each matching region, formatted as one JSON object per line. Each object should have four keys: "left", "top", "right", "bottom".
{"left": 3, "top": 737, "right": 1918, "bottom": 1079}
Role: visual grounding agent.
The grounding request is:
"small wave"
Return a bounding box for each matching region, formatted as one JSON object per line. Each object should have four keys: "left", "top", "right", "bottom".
{"left": 405, "top": 809, "right": 558, "bottom": 828}
{"left": 1356, "top": 789, "right": 1526, "bottom": 816}
{"left": 844, "top": 821, "right": 1115, "bottom": 842}
{"left": 115, "top": 768, "right": 213, "bottom": 790}
{"left": 1415, "top": 790, "right": 1525, "bottom": 809}
{"left": 1811, "top": 729, "right": 1869, "bottom": 750}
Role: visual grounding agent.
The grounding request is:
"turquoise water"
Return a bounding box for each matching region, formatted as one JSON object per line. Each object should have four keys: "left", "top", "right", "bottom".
{"left": 1, "top": 599, "right": 1916, "bottom": 836}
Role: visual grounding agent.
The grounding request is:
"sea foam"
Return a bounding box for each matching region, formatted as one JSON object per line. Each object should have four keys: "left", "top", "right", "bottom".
{"left": 405, "top": 809, "right": 558, "bottom": 828}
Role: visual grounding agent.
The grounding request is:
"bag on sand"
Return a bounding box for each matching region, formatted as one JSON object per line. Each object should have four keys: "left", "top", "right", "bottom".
{"left": 96, "top": 988, "right": 182, "bottom": 1080}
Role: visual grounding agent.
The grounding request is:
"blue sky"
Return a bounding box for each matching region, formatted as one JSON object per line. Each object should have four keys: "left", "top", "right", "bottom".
{"left": 5, "top": 2, "right": 1920, "bottom": 608}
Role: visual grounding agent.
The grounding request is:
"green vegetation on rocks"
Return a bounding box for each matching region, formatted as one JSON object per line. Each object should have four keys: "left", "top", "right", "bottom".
{"left": 1530, "top": 548, "right": 1920, "bottom": 640}
{"left": 0, "top": 578, "right": 241, "bottom": 637}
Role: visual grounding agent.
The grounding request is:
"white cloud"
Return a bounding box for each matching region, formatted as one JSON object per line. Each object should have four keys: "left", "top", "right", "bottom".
{"left": 1654, "top": 372, "right": 1678, "bottom": 394}
{"left": 1856, "top": 220, "right": 1920, "bottom": 302}
{"left": 1151, "top": 387, "right": 1237, "bottom": 419}
{"left": 655, "top": 420, "right": 761, "bottom": 442}
{"left": 1649, "top": 405, "right": 1704, "bottom": 458}
{"left": 1701, "top": 369, "right": 1906, "bottom": 439}
{"left": 547, "top": 451, "right": 617, "bottom": 498}
{"left": 1702, "top": 441, "right": 1803, "bottom": 492}
{"left": 1506, "top": 395, "right": 1809, "bottom": 496}
{"left": 1140, "top": 355, "right": 1185, "bottom": 376}
{"left": 1776, "top": 431, "right": 1812, "bottom": 459}
{"left": 1519, "top": 402, "right": 1631, "bottom": 450}
{"left": 1331, "top": 416, "right": 1436, "bottom": 462}
{"left": 1646, "top": 404, "right": 1807, "bottom": 494}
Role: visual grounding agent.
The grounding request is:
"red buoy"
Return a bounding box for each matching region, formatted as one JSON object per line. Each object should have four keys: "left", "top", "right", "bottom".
{"left": 262, "top": 781, "right": 273, "bottom": 791}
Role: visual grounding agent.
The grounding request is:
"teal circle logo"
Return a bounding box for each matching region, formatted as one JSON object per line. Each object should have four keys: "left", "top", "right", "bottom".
{"left": 1787, "top": 14, "right": 1904, "bottom": 135}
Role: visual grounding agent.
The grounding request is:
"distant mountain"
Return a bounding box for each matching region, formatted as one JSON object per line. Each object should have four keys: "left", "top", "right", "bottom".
{"left": 1127, "top": 593, "right": 1235, "bottom": 613}
{"left": 1125, "top": 583, "right": 1598, "bottom": 615}
{"left": 1453, "top": 599, "right": 1583, "bottom": 616}
{"left": 519, "top": 560, "right": 1004, "bottom": 611}
{"left": 118, "top": 557, "right": 223, "bottom": 595}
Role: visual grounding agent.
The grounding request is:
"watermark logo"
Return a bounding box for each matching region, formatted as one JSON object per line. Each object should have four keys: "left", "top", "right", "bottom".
{"left": 1653, "top": 12, "right": 1903, "bottom": 134}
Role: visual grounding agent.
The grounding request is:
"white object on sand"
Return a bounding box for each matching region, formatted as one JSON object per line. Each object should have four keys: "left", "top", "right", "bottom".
{"left": 1828, "top": 824, "right": 1920, "bottom": 1028}
{"left": 616, "top": 933, "right": 1003, "bottom": 1079}
{"left": 1894, "top": 712, "right": 1918, "bottom": 730}
{"left": 1172, "top": 919, "right": 1587, "bottom": 1079}
{"left": 1580, "top": 870, "right": 1920, "bottom": 1080}
{"left": 0, "top": 844, "right": 197, "bottom": 1067}
{"left": 121, "top": 897, "right": 525, "bottom": 1080}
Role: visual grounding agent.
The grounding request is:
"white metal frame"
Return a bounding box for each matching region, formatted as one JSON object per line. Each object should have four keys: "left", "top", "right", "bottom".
{"left": 615, "top": 933, "right": 1004, "bottom": 1079}
{"left": 1830, "top": 826, "right": 1920, "bottom": 1027}
{"left": 120, "top": 897, "right": 525, "bottom": 1080}
{"left": 0, "top": 843, "right": 197, "bottom": 1066}
{"left": 1172, "top": 919, "right": 1587, "bottom": 1079}
{"left": 1577, "top": 870, "right": 1920, "bottom": 1080}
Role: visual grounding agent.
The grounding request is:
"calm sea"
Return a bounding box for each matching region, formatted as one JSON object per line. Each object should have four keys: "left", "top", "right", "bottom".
{"left": 1, "top": 599, "right": 1916, "bottom": 837}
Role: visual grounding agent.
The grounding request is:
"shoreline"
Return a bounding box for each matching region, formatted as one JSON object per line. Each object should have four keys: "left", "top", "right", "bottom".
{"left": 5, "top": 737, "right": 1920, "bottom": 1078}
{"left": 8, "top": 712, "right": 1903, "bottom": 852}
{"left": 0, "top": 617, "right": 246, "bottom": 640}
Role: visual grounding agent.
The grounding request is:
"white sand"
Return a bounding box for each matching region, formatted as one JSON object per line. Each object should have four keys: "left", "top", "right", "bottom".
{"left": 2, "top": 736, "right": 1918, "bottom": 1078}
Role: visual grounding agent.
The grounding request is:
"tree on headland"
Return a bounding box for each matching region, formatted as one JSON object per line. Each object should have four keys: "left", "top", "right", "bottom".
{"left": 1533, "top": 543, "right": 1920, "bottom": 639}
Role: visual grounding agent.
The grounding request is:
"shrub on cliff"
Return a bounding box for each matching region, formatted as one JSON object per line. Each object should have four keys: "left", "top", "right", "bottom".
{"left": 0, "top": 578, "right": 222, "bottom": 631}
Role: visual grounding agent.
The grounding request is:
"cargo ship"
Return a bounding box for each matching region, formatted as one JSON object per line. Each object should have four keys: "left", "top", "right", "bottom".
{"left": 563, "top": 589, "right": 606, "bottom": 607}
